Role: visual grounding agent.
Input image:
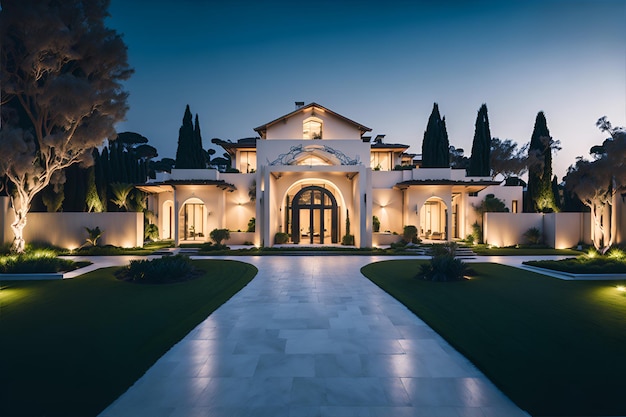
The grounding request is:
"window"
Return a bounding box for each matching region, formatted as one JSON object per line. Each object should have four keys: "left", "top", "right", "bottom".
{"left": 303, "top": 118, "right": 322, "bottom": 139}
{"left": 240, "top": 151, "right": 256, "bottom": 173}
{"left": 512, "top": 200, "right": 518, "bottom": 213}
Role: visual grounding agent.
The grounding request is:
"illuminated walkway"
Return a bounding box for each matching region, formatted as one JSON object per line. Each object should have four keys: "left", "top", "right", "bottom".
{"left": 99, "top": 256, "right": 529, "bottom": 417}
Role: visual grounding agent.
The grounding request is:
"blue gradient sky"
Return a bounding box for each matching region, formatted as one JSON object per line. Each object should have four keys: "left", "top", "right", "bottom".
{"left": 108, "top": 0, "right": 626, "bottom": 180}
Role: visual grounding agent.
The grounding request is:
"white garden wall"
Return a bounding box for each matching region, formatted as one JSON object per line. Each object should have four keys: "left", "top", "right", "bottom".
{"left": 2, "top": 211, "right": 143, "bottom": 249}
{"left": 484, "top": 212, "right": 591, "bottom": 248}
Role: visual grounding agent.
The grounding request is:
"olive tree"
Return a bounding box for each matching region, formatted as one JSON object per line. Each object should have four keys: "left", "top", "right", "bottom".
{"left": 564, "top": 117, "right": 626, "bottom": 253}
{"left": 0, "top": 0, "right": 132, "bottom": 252}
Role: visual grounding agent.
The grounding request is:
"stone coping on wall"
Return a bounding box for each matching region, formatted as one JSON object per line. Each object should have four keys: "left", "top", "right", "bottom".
{"left": 521, "top": 265, "right": 626, "bottom": 281}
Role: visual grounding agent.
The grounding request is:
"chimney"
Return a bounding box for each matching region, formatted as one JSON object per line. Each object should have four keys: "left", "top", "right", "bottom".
{"left": 295, "top": 101, "right": 305, "bottom": 110}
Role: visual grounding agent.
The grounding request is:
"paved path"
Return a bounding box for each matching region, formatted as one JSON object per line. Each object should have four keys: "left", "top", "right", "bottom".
{"left": 99, "top": 256, "right": 529, "bottom": 417}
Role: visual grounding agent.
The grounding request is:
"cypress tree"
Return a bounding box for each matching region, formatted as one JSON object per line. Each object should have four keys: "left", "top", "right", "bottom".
{"left": 63, "top": 164, "right": 86, "bottom": 212}
{"left": 94, "top": 148, "right": 108, "bottom": 212}
{"left": 526, "top": 111, "right": 557, "bottom": 212}
{"left": 193, "top": 114, "right": 206, "bottom": 168}
{"left": 551, "top": 175, "right": 562, "bottom": 211}
{"left": 108, "top": 141, "right": 121, "bottom": 183}
{"left": 85, "top": 165, "right": 104, "bottom": 212}
{"left": 468, "top": 104, "right": 492, "bottom": 176}
{"left": 421, "top": 103, "right": 450, "bottom": 168}
{"left": 175, "top": 105, "right": 204, "bottom": 169}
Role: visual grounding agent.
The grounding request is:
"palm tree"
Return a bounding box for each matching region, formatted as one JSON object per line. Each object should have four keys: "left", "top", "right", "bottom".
{"left": 109, "top": 183, "right": 134, "bottom": 211}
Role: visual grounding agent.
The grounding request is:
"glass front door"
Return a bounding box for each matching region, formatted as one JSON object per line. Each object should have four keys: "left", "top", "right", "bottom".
{"left": 290, "top": 186, "right": 338, "bottom": 244}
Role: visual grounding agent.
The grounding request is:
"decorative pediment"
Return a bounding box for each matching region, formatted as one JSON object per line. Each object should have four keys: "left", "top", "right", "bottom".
{"left": 268, "top": 144, "right": 361, "bottom": 166}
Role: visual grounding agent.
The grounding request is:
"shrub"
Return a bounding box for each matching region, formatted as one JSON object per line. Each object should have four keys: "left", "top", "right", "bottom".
{"left": 472, "top": 221, "right": 483, "bottom": 244}
{"left": 429, "top": 241, "right": 458, "bottom": 257}
{"left": 199, "top": 242, "right": 229, "bottom": 251}
{"left": 115, "top": 254, "right": 199, "bottom": 284}
{"left": 465, "top": 234, "right": 475, "bottom": 245}
{"left": 74, "top": 244, "right": 144, "bottom": 256}
{"left": 342, "top": 209, "right": 354, "bottom": 246}
{"left": 84, "top": 226, "right": 103, "bottom": 247}
{"left": 145, "top": 223, "right": 159, "bottom": 241}
{"left": 523, "top": 227, "right": 543, "bottom": 245}
{"left": 0, "top": 250, "right": 78, "bottom": 273}
{"left": 390, "top": 241, "right": 407, "bottom": 249}
{"left": 274, "top": 232, "right": 290, "bottom": 244}
{"left": 372, "top": 216, "right": 380, "bottom": 233}
{"left": 607, "top": 247, "right": 625, "bottom": 260}
{"left": 418, "top": 242, "right": 471, "bottom": 281}
{"left": 341, "top": 234, "right": 355, "bottom": 245}
{"left": 246, "top": 217, "right": 256, "bottom": 233}
{"left": 473, "top": 193, "right": 509, "bottom": 215}
{"left": 210, "top": 229, "right": 231, "bottom": 245}
{"left": 403, "top": 225, "right": 419, "bottom": 244}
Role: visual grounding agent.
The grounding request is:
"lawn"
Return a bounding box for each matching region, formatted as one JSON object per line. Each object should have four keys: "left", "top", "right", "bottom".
{"left": 361, "top": 260, "right": 626, "bottom": 417}
{"left": 470, "top": 245, "right": 581, "bottom": 256}
{"left": 0, "top": 259, "right": 257, "bottom": 417}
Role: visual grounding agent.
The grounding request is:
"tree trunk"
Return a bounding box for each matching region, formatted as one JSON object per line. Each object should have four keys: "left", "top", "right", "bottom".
{"left": 10, "top": 205, "right": 28, "bottom": 253}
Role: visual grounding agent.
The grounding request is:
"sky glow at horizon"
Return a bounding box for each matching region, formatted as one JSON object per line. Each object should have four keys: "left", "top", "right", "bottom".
{"left": 108, "top": 0, "right": 626, "bottom": 180}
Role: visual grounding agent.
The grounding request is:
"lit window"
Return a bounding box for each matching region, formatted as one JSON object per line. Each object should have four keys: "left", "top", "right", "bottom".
{"left": 303, "top": 118, "right": 322, "bottom": 139}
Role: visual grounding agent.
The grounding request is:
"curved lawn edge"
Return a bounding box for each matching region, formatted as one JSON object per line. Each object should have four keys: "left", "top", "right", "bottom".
{"left": 361, "top": 259, "right": 626, "bottom": 417}
{"left": 0, "top": 259, "right": 257, "bottom": 417}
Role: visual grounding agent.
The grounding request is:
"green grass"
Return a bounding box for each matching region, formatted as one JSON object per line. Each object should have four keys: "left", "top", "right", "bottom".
{"left": 361, "top": 260, "right": 626, "bottom": 417}
{"left": 470, "top": 245, "right": 581, "bottom": 256}
{"left": 0, "top": 259, "right": 257, "bottom": 417}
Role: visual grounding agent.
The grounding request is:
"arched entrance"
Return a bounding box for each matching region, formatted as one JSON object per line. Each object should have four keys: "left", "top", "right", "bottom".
{"left": 419, "top": 197, "right": 448, "bottom": 240}
{"left": 179, "top": 198, "right": 206, "bottom": 241}
{"left": 291, "top": 186, "right": 339, "bottom": 244}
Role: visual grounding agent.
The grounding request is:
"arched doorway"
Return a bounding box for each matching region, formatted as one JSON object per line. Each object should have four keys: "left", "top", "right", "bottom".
{"left": 419, "top": 198, "right": 448, "bottom": 240}
{"left": 179, "top": 198, "right": 206, "bottom": 241}
{"left": 291, "top": 186, "right": 338, "bottom": 244}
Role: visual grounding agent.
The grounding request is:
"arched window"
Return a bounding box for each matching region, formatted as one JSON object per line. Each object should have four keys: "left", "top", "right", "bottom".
{"left": 303, "top": 117, "right": 323, "bottom": 139}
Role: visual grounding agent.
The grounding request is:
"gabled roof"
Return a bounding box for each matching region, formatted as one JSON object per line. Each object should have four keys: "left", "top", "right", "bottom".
{"left": 253, "top": 102, "right": 372, "bottom": 138}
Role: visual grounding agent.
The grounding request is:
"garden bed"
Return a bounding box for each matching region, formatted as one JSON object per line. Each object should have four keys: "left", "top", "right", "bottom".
{"left": 523, "top": 257, "right": 626, "bottom": 274}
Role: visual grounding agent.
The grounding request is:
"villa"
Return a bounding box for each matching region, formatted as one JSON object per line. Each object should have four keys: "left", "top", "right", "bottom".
{"left": 137, "top": 102, "right": 525, "bottom": 248}
{"left": 0, "top": 102, "right": 596, "bottom": 250}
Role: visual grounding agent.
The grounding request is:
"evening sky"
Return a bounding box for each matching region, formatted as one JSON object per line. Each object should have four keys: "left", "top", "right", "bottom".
{"left": 108, "top": 0, "right": 626, "bottom": 180}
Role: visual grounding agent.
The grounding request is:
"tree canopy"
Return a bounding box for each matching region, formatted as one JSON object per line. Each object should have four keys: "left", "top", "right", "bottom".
{"left": 490, "top": 137, "right": 528, "bottom": 180}
{"left": 467, "top": 104, "right": 492, "bottom": 176}
{"left": 0, "top": 0, "right": 132, "bottom": 252}
{"left": 421, "top": 103, "right": 450, "bottom": 168}
{"left": 449, "top": 146, "right": 469, "bottom": 169}
{"left": 564, "top": 117, "right": 626, "bottom": 253}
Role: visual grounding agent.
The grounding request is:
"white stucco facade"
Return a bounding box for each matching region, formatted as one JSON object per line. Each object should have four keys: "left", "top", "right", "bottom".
{"left": 140, "top": 103, "right": 518, "bottom": 248}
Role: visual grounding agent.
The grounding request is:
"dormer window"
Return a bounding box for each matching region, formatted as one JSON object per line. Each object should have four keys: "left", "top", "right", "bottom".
{"left": 303, "top": 117, "right": 323, "bottom": 139}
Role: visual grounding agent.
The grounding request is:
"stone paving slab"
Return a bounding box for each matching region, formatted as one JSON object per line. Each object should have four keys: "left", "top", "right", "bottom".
{"left": 99, "top": 256, "right": 529, "bottom": 417}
